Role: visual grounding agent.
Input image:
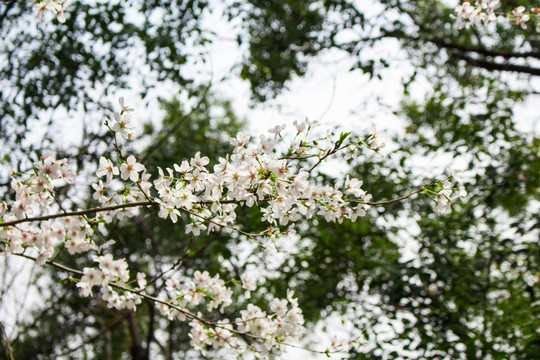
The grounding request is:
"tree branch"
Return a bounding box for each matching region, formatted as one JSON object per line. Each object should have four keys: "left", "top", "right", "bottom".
{"left": 0, "top": 201, "right": 158, "bottom": 227}
{"left": 1, "top": 182, "right": 435, "bottom": 228}
{"left": 431, "top": 38, "right": 540, "bottom": 60}
{"left": 450, "top": 50, "right": 540, "bottom": 76}
{"left": 127, "top": 311, "right": 146, "bottom": 360}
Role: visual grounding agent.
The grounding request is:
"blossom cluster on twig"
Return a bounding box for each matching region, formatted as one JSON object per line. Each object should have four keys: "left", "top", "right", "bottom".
{"left": 0, "top": 98, "right": 466, "bottom": 358}
{"left": 453, "top": 1, "right": 540, "bottom": 31}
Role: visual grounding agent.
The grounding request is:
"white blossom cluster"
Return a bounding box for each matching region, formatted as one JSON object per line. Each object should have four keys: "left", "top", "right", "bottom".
{"left": 233, "top": 292, "right": 306, "bottom": 357}
{"left": 453, "top": 0, "right": 499, "bottom": 28}
{"left": 75, "top": 254, "right": 144, "bottom": 311}
{"left": 0, "top": 97, "right": 467, "bottom": 358}
{"left": 188, "top": 290, "right": 305, "bottom": 358}
{"left": 150, "top": 126, "right": 374, "bottom": 240}
{"left": 110, "top": 97, "right": 136, "bottom": 140}
{"left": 510, "top": 6, "right": 538, "bottom": 31}
{"left": 94, "top": 154, "right": 150, "bottom": 207}
{"left": 157, "top": 271, "right": 306, "bottom": 357}
{"left": 162, "top": 270, "right": 233, "bottom": 317}
{"left": 0, "top": 151, "right": 81, "bottom": 263}
{"left": 31, "top": 0, "right": 69, "bottom": 23}
{"left": 453, "top": 1, "right": 540, "bottom": 31}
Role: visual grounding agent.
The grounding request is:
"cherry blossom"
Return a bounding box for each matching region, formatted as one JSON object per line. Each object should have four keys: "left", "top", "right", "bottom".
{"left": 120, "top": 155, "right": 145, "bottom": 182}
{"left": 118, "top": 96, "right": 134, "bottom": 113}
{"left": 111, "top": 111, "right": 136, "bottom": 140}
{"left": 0, "top": 97, "right": 468, "bottom": 359}
{"left": 453, "top": 1, "right": 540, "bottom": 31}
{"left": 512, "top": 6, "right": 531, "bottom": 29}
{"left": 96, "top": 157, "right": 119, "bottom": 182}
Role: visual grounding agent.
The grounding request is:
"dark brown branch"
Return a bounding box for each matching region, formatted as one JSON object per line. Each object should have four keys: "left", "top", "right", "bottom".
{"left": 145, "top": 303, "right": 155, "bottom": 360}
{"left": 12, "top": 253, "right": 356, "bottom": 356}
{"left": 1, "top": 183, "right": 433, "bottom": 229}
{"left": 337, "top": 33, "right": 540, "bottom": 61}
{"left": 425, "top": 37, "right": 540, "bottom": 60}
{"left": 451, "top": 50, "right": 540, "bottom": 76}
{"left": 127, "top": 311, "right": 147, "bottom": 360}
{"left": 0, "top": 201, "right": 158, "bottom": 227}
{"left": 383, "top": 1, "right": 540, "bottom": 73}
{"left": 13, "top": 253, "right": 252, "bottom": 337}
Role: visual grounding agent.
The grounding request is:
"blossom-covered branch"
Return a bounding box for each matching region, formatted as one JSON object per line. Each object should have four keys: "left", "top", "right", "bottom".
{"left": 453, "top": 1, "right": 540, "bottom": 31}
{"left": 0, "top": 98, "right": 466, "bottom": 358}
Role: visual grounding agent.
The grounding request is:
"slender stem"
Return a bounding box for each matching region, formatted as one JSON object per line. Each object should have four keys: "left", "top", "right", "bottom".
{"left": 48, "top": 313, "right": 128, "bottom": 359}
{"left": 359, "top": 183, "right": 432, "bottom": 206}
{"left": 143, "top": 237, "right": 194, "bottom": 289}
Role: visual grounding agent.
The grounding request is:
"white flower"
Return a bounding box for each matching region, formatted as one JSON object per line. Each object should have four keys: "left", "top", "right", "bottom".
{"left": 270, "top": 298, "right": 288, "bottom": 317}
{"left": 76, "top": 281, "right": 93, "bottom": 297}
{"left": 512, "top": 6, "right": 530, "bottom": 29}
{"left": 33, "top": 1, "right": 61, "bottom": 20}
{"left": 434, "top": 180, "right": 454, "bottom": 214}
{"left": 158, "top": 204, "right": 181, "bottom": 223}
{"left": 184, "top": 168, "right": 208, "bottom": 191}
{"left": 258, "top": 135, "right": 275, "bottom": 153}
{"left": 190, "top": 152, "right": 210, "bottom": 169}
{"left": 32, "top": 1, "right": 69, "bottom": 23}
{"left": 241, "top": 274, "right": 257, "bottom": 291}
{"left": 35, "top": 157, "right": 61, "bottom": 179}
{"left": 136, "top": 272, "right": 147, "bottom": 289}
{"left": 59, "top": 163, "right": 75, "bottom": 183}
{"left": 80, "top": 267, "right": 106, "bottom": 287}
{"left": 92, "top": 180, "right": 107, "bottom": 203}
{"left": 119, "top": 97, "right": 134, "bottom": 113}
{"left": 111, "top": 111, "right": 135, "bottom": 140}
{"left": 174, "top": 160, "right": 192, "bottom": 175}
{"left": 344, "top": 176, "right": 366, "bottom": 197}
{"left": 230, "top": 132, "right": 250, "bottom": 148}
{"left": 186, "top": 222, "right": 205, "bottom": 236}
{"left": 268, "top": 124, "right": 286, "bottom": 138}
{"left": 12, "top": 200, "right": 32, "bottom": 219}
{"left": 120, "top": 155, "right": 145, "bottom": 182}
{"left": 175, "top": 188, "right": 198, "bottom": 210}
{"left": 450, "top": 169, "right": 467, "bottom": 197}
{"left": 453, "top": 0, "right": 499, "bottom": 28}
{"left": 96, "top": 157, "right": 119, "bottom": 182}
{"left": 293, "top": 120, "right": 307, "bottom": 133}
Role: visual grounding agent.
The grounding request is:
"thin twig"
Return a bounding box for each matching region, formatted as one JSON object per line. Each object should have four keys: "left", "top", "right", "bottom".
{"left": 143, "top": 236, "right": 194, "bottom": 289}
{"left": 48, "top": 313, "right": 128, "bottom": 359}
